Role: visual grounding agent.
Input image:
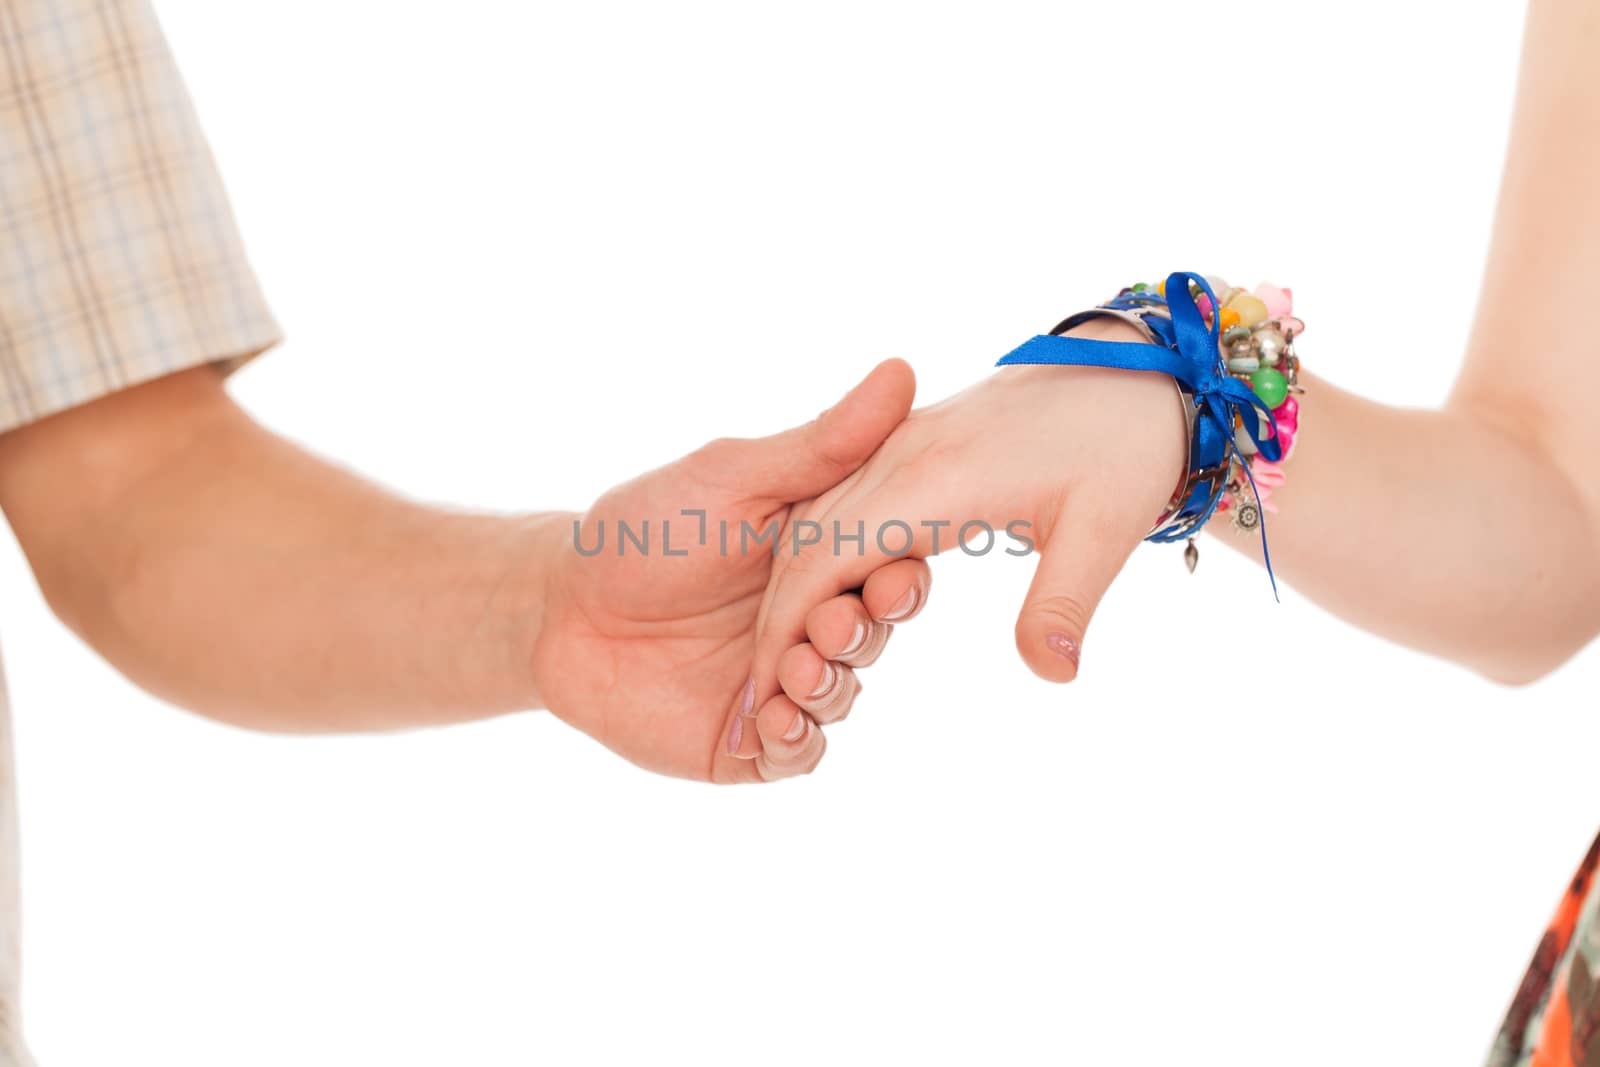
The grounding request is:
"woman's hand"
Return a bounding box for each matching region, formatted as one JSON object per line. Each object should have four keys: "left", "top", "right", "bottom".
{"left": 532, "top": 359, "right": 929, "bottom": 783}
{"left": 745, "top": 319, "right": 1187, "bottom": 743}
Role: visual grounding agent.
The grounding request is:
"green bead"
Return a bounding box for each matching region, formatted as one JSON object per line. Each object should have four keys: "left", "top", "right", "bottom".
{"left": 1131, "top": 282, "right": 1148, "bottom": 293}
{"left": 1249, "top": 367, "right": 1288, "bottom": 409}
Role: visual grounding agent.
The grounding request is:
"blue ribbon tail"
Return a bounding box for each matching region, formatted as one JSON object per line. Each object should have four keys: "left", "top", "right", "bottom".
{"left": 997, "top": 269, "right": 1285, "bottom": 600}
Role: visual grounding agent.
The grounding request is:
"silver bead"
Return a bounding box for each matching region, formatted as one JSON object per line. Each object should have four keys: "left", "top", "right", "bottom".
{"left": 1253, "top": 326, "right": 1286, "bottom": 366}
{"left": 1231, "top": 500, "right": 1261, "bottom": 532}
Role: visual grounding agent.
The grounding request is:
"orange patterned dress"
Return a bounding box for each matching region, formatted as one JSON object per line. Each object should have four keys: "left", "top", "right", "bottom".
{"left": 1489, "top": 836, "right": 1600, "bottom": 1067}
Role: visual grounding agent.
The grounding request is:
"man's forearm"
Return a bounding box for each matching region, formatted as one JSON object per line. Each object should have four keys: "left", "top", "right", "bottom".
{"left": 0, "top": 366, "right": 569, "bottom": 731}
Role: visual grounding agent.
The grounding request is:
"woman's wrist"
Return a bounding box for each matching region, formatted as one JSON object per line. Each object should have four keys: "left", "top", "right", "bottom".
{"left": 993, "top": 316, "right": 1191, "bottom": 515}
{"left": 995, "top": 272, "right": 1308, "bottom": 589}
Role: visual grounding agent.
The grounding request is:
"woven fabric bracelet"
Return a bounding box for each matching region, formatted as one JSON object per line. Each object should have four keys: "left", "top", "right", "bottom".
{"left": 995, "top": 270, "right": 1307, "bottom": 593}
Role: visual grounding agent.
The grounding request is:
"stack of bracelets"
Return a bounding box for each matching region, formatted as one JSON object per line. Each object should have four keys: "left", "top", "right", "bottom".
{"left": 996, "top": 271, "right": 1306, "bottom": 591}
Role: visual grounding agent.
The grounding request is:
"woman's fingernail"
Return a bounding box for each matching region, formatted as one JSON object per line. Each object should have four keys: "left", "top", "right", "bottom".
{"left": 1045, "top": 632, "right": 1080, "bottom": 667}
{"left": 808, "top": 661, "right": 839, "bottom": 701}
{"left": 726, "top": 714, "right": 744, "bottom": 755}
{"left": 782, "top": 712, "right": 809, "bottom": 742}
{"left": 880, "top": 586, "right": 920, "bottom": 622}
{"left": 837, "top": 621, "right": 868, "bottom": 659}
{"left": 740, "top": 676, "right": 756, "bottom": 717}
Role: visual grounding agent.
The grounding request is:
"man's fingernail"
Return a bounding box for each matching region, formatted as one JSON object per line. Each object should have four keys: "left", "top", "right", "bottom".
{"left": 726, "top": 714, "right": 744, "bottom": 755}
{"left": 808, "top": 661, "right": 839, "bottom": 701}
{"left": 1045, "top": 632, "right": 1080, "bottom": 667}
{"left": 880, "top": 586, "right": 919, "bottom": 622}
{"left": 782, "top": 712, "right": 809, "bottom": 742}
{"left": 740, "top": 676, "right": 755, "bottom": 717}
{"left": 837, "top": 621, "right": 868, "bottom": 659}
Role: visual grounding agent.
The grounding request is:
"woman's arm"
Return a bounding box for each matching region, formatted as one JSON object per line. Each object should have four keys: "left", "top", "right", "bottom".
{"left": 1218, "top": 0, "right": 1600, "bottom": 682}
{"left": 1211, "top": 371, "right": 1600, "bottom": 683}
{"left": 747, "top": 0, "right": 1600, "bottom": 722}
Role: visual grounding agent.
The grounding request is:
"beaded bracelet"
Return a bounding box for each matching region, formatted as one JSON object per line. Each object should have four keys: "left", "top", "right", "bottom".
{"left": 995, "top": 271, "right": 1307, "bottom": 591}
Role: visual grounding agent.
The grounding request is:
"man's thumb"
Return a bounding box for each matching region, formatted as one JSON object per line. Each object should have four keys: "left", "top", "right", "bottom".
{"left": 695, "top": 359, "right": 916, "bottom": 504}
{"left": 1014, "top": 500, "right": 1146, "bottom": 683}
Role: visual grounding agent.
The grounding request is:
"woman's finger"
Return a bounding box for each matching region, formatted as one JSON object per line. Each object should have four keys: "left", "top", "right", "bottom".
{"left": 1014, "top": 492, "right": 1150, "bottom": 684}
{"left": 861, "top": 557, "right": 931, "bottom": 624}
{"left": 803, "top": 593, "right": 889, "bottom": 668}
{"left": 777, "top": 642, "right": 859, "bottom": 724}
{"left": 754, "top": 694, "right": 826, "bottom": 781}
{"left": 749, "top": 497, "right": 929, "bottom": 711}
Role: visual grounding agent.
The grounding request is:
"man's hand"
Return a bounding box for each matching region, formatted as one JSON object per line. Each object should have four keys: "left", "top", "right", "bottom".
{"left": 534, "top": 359, "right": 929, "bottom": 783}
{"left": 0, "top": 360, "right": 926, "bottom": 783}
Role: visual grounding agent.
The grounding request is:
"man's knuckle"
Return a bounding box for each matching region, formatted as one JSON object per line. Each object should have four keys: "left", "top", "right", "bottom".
{"left": 693, "top": 435, "right": 734, "bottom": 460}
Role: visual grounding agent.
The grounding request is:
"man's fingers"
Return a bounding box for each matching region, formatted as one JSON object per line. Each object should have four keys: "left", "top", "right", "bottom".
{"left": 689, "top": 359, "right": 915, "bottom": 505}
{"left": 1013, "top": 497, "right": 1147, "bottom": 684}
{"left": 722, "top": 677, "right": 763, "bottom": 761}
{"left": 754, "top": 695, "right": 826, "bottom": 781}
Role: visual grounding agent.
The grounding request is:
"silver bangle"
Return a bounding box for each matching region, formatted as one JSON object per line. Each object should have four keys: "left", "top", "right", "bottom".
{"left": 1048, "top": 308, "right": 1201, "bottom": 539}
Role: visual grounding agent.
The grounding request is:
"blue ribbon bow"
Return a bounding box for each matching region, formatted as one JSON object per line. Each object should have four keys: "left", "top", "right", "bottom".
{"left": 995, "top": 271, "right": 1283, "bottom": 596}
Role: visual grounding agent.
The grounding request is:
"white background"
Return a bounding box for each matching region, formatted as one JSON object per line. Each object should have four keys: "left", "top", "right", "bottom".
{"left": 2, "top": 1, "right": 1588, "bottom": 1064}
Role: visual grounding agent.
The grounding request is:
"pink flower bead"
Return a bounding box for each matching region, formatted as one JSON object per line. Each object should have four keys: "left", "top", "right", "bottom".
{"left": 1276, "top": 427, "right": 1296, "bottom": 455}
{"left": 1274, "top": 395, "right": 1299, "bottom": 421}
{"left": 1255, "top": 283, "right": 1294, "bottom": 320}
{"left": 1197, "top": 293, "right": 1214, "bottom": 319}
{"left": 1252, "top": 461, "right": 1287, "bottom": 488}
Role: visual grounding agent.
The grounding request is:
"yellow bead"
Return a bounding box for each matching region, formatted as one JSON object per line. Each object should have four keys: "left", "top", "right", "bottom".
{"left": 1157, "top": 279, "right": 1166, "bottom": 296}
{"left": 1217, "top": 307, "right": 1241, "bottom": 331}
{"left": 1229, "top": 294, "right": 1269, "bottom": 328}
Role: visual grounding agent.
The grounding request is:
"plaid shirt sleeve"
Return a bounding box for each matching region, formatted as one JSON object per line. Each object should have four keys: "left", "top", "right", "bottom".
{"left": 0, "top": 0, "right": 282, "bottom": 433}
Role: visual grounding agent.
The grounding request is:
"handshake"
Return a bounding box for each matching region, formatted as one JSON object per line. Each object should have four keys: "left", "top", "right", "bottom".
{"left": 532, "top": 318, "right": 1187, "bottom": 783}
